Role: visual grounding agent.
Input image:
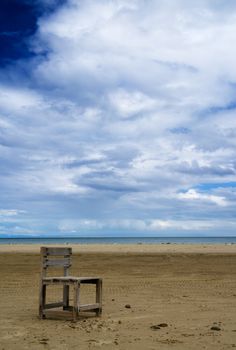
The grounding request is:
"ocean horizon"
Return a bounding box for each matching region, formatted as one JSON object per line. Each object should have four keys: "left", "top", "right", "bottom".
{"left": 1, "top": 236, "right": 236, "bottom": 245}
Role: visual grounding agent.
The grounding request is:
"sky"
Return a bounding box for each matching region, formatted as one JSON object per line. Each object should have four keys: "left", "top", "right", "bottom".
{"left": 0, "top": 0, "right": 236, "bottom": 237}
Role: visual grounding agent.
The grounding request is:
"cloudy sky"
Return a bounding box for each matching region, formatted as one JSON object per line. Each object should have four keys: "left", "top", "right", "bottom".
{"left": 0, "top": 0, "right": 236, "bottom": 237}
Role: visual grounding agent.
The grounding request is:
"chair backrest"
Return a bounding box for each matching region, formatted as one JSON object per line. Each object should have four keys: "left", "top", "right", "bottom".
{"left": 40, "top": 247, "right": 72, "bottom": 277}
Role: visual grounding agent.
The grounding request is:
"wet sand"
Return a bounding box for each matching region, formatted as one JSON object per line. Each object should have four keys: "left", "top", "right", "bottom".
{"left": 0, "top": 244, "right": 236, "bottom": 349}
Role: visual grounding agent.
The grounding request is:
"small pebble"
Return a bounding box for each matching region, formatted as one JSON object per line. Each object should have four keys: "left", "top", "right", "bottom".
{"left": 125, "top": 304, "right": 131, "bottom": 309}
{"left": 211, "top": 326, "right": 221, "bottom": 331}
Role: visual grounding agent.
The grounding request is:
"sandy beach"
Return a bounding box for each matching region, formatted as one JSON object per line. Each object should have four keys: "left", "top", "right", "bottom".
{"left": 0, "top": 243, "right": 236, "bottom": 349}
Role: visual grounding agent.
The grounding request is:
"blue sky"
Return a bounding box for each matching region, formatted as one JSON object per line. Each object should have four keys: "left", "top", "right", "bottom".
{"left": 0, "top": 0, "right": 236, "bottom": 237}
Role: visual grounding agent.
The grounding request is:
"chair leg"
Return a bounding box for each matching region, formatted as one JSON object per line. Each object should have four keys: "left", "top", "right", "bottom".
{"left": 96, "top": 279, "right": 102, "bottom": 316}
{"left": 63, "top": 285, "right": 69, "bottom": 310}
{"left": 39, "top": 284, "right": 46, "bottom": 319}
{"left": 73, "top": 282, "right": 80, "bottom": 321}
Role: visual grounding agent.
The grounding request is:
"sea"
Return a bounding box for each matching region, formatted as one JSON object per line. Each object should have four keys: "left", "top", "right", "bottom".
{"left": 0, "top": 237, "right": 236, "bottom": 245}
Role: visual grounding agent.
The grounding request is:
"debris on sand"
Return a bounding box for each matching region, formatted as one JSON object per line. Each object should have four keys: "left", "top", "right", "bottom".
{"left": 210, "top": 326, "right": 221, "bottom": 331}
{"left": 150, "top": 325, "right": 161, "bottom": 330}
{"left": 39, "top": 338, "right": 49, "bottom": 344}
{"left": 150, "top": 323, "right": 168, "bottom": 330}
{"left": 158, "top": 323, "right": 168, "bottom": 327}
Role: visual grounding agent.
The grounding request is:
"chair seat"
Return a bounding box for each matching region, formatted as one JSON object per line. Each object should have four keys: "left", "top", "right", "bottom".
{"left": 43, "top": 276, "right": 100, "bottom": 283}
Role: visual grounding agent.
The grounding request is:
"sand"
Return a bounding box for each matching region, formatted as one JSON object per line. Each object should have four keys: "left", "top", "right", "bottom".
{"left": 0, "top": 243, "right": 236, "bottom": 349}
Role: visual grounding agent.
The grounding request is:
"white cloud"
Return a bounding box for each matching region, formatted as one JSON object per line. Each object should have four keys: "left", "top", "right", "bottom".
{"left": 0, "top": 209, "right": 26, "bottom": 217}
{"left": 58, "top": 218, "right": 236, "bottom": 233}
{"left": 109, "top": 89, "right": 157, "bottom": 118}
{"left": 178, "top": 189, "right": 228, "bottom": 207}
{"left": 0, "top": 86, "right": 42, "bottom": 113}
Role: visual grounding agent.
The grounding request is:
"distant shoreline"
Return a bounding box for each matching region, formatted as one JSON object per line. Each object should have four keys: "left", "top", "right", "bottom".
{"left": 1, "top": 236, "right": 236, "bottom": 245}
{"left": 1, "top": 243, "right": 236, "bottom": 254}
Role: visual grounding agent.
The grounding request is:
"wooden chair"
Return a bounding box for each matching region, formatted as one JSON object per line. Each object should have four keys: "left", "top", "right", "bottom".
{"left": 39, "top": 247, "right": 102, "bottom": 321}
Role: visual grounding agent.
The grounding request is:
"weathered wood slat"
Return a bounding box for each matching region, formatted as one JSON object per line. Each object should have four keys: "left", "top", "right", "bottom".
{"left": 43, "top": 279, "right": 75, "bottom": 286}
{"left": 41, "top": 247, "right": 72, "bottom": 256}
{"left": 73, "top": 283, "right": 79, "bottom": 321}
{"left": 43, "top": 276, "right": 99, "bottom": 281}
{"left": 44, "top": 301, "right": 64, "bottom": 309}
{"left": 96, "top": 279, "right": 102, "bottom": 316}
{"left": 43, "top": 280, "right": 75, "bottom": 285}
{"left": 63, "top": 285, "right": 69, "bottom": 309}
{"left": 43, "top": 276, "right": 79, "bottom": 282}
{"left": 43, "top": 258, "right": 71, "bottom": 267}
{"left": 79, "top": 303, "right": 100, "bottom": 311}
